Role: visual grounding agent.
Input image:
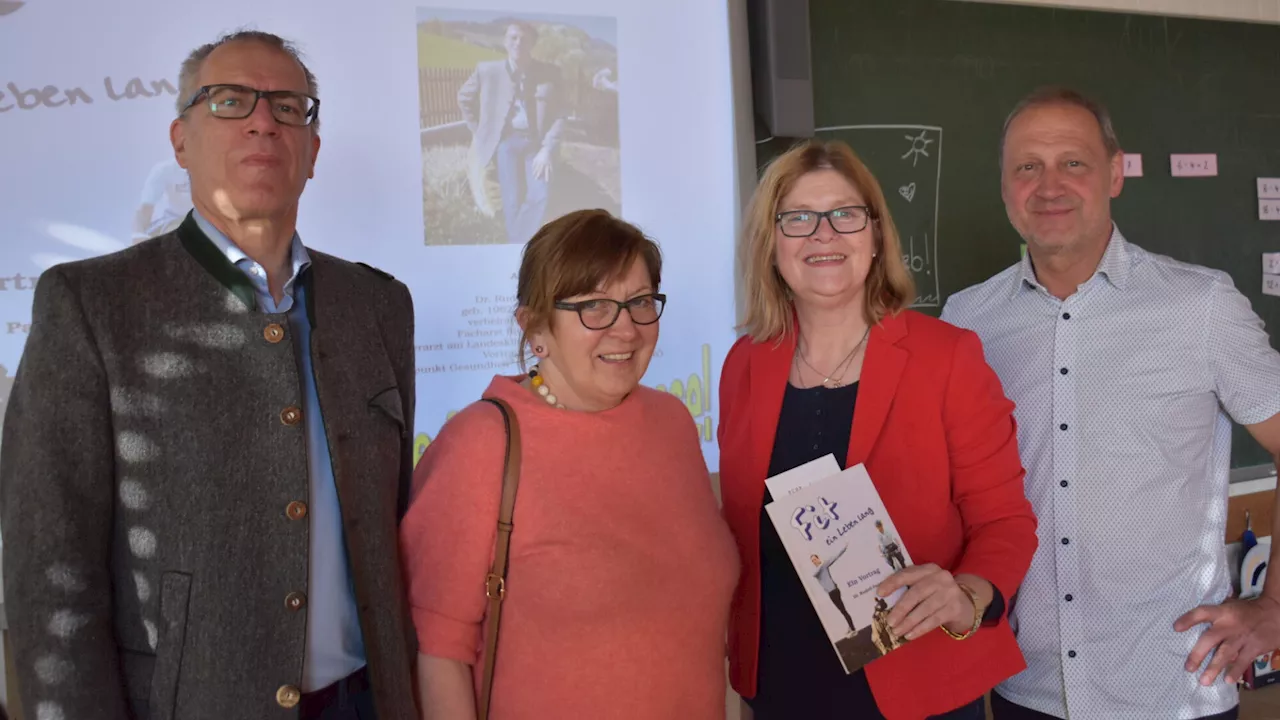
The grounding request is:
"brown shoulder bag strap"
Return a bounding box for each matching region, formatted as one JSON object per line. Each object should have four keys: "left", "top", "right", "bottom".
{"left": 478, "top": 397, "right": 521, "bottom": 720}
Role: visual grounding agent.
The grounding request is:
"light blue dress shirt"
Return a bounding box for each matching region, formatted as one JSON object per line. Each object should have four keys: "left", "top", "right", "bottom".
{"left": 193, "top": 210, "right": 366, "bottom": 691}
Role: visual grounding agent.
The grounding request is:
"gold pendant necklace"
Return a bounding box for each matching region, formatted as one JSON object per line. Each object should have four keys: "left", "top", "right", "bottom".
{"left": 797, "top": 326, "right": 870, "bottom": 388}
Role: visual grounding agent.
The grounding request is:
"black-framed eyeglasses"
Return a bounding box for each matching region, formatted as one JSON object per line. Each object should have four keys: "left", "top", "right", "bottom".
{"left": 775, "top": 205, "right": 874, "bottom": 237}
{"left": 554, "top": 293, "right": 666, "bottom": 330}
{"left": 180, "top": 84, "right": 320, "bottom": 127}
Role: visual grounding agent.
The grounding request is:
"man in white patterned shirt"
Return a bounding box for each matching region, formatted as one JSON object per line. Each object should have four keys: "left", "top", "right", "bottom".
{"left": 942, "top": 86, "right": 1280, "bottom": 720}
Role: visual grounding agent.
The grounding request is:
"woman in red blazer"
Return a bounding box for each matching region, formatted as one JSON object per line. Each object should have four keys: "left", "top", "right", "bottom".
{"left": 719, "top": 139, "right": 1037, "bottom": 720}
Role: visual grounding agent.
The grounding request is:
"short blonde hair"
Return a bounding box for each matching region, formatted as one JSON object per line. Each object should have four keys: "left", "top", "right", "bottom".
{"left": 516, "top": 209, "right": 662, "bottom": 368}
{"left": 740, "top": 139, "right": 915, "bottom": 342}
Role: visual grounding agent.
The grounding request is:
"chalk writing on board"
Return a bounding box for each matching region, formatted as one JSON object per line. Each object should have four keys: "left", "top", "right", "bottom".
{"left": 1170, "top": 154, "right": 1218, "bottom": 177}
{"left": 901, "top": 130, "right": 934, "bottom": 167}
{"left": 1263, "top": 273, "right": 1280, "bottom": 298}
{"left": 1261, "top": 199, "right": 1280, "bottom": 221}
{"left": 817, "top": 124, "right": 942, "bottom": 307}
{"left": 1123, "top": 154, "right": 1143, "bottom": 177}
{"left": 1258, "top": 178, "right": 1280, "bottom": 200}
{"left": 902, "top": 233, "right": 932, "bottom": 276}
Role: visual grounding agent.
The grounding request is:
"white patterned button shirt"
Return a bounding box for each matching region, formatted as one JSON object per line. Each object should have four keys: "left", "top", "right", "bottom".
{"left": 941, "top": 226, "right": 1280, "bottom": 719}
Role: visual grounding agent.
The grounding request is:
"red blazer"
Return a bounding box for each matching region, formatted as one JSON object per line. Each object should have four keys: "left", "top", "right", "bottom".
{"left": 718, "top": 310, "right": 1037, "bottom": 719}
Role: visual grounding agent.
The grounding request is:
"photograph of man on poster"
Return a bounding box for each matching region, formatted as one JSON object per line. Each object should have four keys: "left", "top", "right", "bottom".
{"left": 457, "top": 20, "right": 563, "bottom": 245}
{"left": 416, "top": 8, "right": 621, "bottom": 245}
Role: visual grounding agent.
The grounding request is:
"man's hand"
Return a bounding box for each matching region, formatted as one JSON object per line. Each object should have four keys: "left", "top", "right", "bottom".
{"left": 532, "top": 148, "right": 553, "bottom": 182}
{"left": 876, "top": 564, "right": 976, "bottom": 640}
{"left": 1174, "top": 595, "right": 1280, "bottom": 685}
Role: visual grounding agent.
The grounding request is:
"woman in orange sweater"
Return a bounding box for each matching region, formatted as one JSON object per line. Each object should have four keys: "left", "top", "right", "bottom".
{"left": 400, "top": 209, "right": 739, "bottom": 719}
{"left": 719, "top": 139, "right": 1037, "bottom": 719}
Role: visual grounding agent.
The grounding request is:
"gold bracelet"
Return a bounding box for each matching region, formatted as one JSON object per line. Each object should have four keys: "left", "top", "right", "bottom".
{"left": 941, "top": 582, "right": 983, "bottom": 640}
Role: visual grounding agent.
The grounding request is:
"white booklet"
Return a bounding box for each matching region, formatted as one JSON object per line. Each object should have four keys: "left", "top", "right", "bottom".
{"left": 764, "top": 457, "right": 914, "bottom": 674}
{"left": 764, "top": 454, "right": 842, "bottom": 498}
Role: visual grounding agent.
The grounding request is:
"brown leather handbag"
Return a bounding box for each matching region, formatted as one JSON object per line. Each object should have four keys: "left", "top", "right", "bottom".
{"left": 478, "top": 397, "right": 521, "bottom": 720}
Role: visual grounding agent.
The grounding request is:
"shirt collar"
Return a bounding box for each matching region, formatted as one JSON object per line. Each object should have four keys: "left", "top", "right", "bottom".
{"left": 192, "top": 208, "right": 311, "bottom": 296}
{"left": 1094, "top": 225, "right": 1132, "bottom": 289}
{"left": 1015, "top": 223, "right": 1132, "bottom": 296}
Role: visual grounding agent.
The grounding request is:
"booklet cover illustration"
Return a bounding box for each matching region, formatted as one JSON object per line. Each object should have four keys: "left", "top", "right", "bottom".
{"left": 765, "top": 460, "right": 914, "bottom": 673}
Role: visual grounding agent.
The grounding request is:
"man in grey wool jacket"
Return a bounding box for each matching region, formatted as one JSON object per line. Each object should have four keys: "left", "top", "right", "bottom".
{"left": 1, "top": 30, "right": 418, "bottom": 720}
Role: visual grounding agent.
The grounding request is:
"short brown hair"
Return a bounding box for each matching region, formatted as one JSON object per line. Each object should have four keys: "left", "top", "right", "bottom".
{"left": 516, "top": 209, "right": 662, "bottom": 367}
{"left": 506, "top": 19, "right": 539, "bottom": 39}
{"left": 740, "top": 139, "right": 915, "bottom": 342}
{"left": 999, "top": 86, "right": 1119, "bottom": 165}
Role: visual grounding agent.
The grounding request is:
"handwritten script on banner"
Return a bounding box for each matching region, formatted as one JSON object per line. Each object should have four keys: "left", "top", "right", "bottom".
{"left": 0, "top": 76, "right": 177, "bottom": 113}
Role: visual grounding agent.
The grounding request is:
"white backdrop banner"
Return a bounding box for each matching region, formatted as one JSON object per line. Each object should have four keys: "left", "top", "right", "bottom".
{"left": 0, "top": 0, "right": 740, "bottom": 469}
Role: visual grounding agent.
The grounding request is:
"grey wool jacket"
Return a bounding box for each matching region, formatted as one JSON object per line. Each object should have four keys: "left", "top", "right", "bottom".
{"left": 0, "top": 214, "right": 419, "bottom": 720}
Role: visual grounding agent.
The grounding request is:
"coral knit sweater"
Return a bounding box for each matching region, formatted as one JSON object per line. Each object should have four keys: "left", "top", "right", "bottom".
{"left": 400, "top": 375, "right": 740, "bottom": 719}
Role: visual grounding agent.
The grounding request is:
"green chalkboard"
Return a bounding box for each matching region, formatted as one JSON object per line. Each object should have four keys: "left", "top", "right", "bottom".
{"left": 754, "top": 0, "right": 1280, "bottom": 473}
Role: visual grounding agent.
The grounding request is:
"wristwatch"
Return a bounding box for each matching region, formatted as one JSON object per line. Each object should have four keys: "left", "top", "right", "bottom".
{"left": 942, "top": 582, "right": 984, "bottom": 640}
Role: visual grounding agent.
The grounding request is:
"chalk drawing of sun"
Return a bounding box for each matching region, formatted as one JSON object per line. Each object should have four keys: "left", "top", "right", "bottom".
{"left": 901, "top": 130, "right": 934, "bottom": 167}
